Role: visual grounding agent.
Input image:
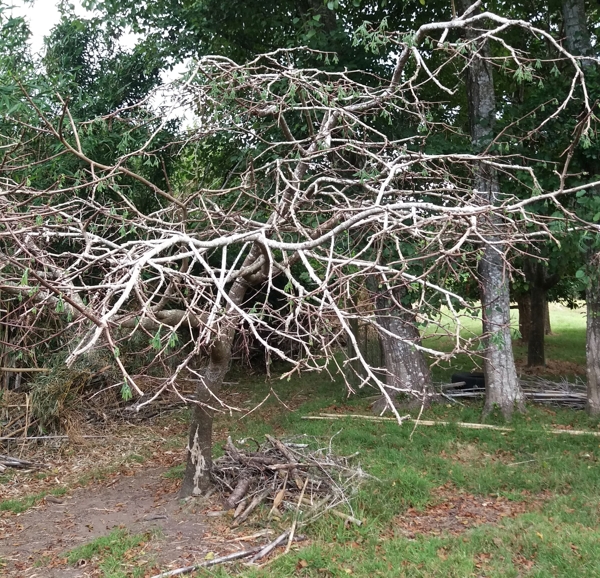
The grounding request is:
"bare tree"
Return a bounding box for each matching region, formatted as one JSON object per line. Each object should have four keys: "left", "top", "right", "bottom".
{"left": 0, "top": 3, "right": 597, "bottom": 496}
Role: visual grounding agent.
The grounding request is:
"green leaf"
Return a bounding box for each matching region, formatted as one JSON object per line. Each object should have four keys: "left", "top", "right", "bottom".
{"left": 419, "top": 0, "right": 425, "bottom": 4}
{"left": 121, "top": 382, "right": 132, "bottom": 401}
{"left": 313, "top": 14, "right": 321, "bottom": 21}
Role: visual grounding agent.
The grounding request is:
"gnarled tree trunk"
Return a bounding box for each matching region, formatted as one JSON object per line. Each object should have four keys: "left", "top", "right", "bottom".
{"left": 180, "top": 262, "right": 260, "bottom": 497}
{"left": 372, "top": 286, "right": 431, "bottom": 414}
{"left": 460, "top": 0, "right": 524, "bottom": 418}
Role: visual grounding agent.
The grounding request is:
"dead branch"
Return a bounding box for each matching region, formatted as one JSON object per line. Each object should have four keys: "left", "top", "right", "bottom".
{"left": 0, "top": 454, "right": 48, "bottom": 470}
{"left": 148, "top": 546, "right": 263, "bottom": 578}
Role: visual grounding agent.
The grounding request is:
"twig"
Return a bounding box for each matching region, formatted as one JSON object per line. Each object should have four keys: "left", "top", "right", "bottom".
{"left": 0, "top": 367, "right": 50, "bottom": 372}
{"left": 0, "top": 435, "right": 111, "bottom": 441}
{"left": 0, "top": 454, "right": 48, "bottom": 469}
{"left": 148, "top": 546, "right": 263, "bottom": 578}
{"left": 330, "top": 509, "right": 363, "bottom": 526}
{"left": 248, "top": 529, "right": 291, "bottom": 563}
{"left": 303, "top": 414, "right": 600, "bottom": 437}
{"left": 286, "top": 476, "right": 309, "bottom": 554}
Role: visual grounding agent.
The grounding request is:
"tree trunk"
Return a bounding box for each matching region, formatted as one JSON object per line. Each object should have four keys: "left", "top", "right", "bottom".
{"left": 480, "top": 246, "right": 523, "bottom": 418}
{"left": 528, "top": 282, "right": 547, "bottom": 367}
{"left": 371, "top": 286, "right": 431, "bottom": 414}
{"left": 562, "top": 0, "right": 592, "bottom": 59}
{"left": 560, "top": 0, "right": 596, "bottom": 412}
{"left": 586, "top": 253, "right": 600, "bottom": 415}
{"left": 523, "top": 259, "right": 561, "bottom": 366}
{"left": 179, "top": 355, "right": 228, "bottom": 497}
{"left": 517, "top": 294, "right": 531, "bottom": 342}
{"left": 545, "top": 300, "right": 552, "bottom": 335}
{"left": 180, "top": 253, "right": 261, "bottom": 496}
{"left": 460, "top": 0, "right": 523, "bottom": 418}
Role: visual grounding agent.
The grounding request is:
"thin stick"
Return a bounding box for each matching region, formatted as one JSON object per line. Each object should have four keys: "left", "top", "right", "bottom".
{"left": 148, "top": 546, "right": 263, "bottom": 578}
{"left": 285, "top": 476, "right": 308, "bottom": 554}
{"left": 248, "top": 529, "right": 291, "bottom": 563}
{"left": 0, "top": 454, "right": 48, "bottom": 469}
{"left": 0, "top": 367, "right": 49, "bottom": 372}
{"left": 0, "top": 435, "right": 110, "bottom": 441}
{"left": 330, "top": 509, "right": 363, "bottom": 526}
{"left": 302, "top": 414, "right": 600, "bottom": 437}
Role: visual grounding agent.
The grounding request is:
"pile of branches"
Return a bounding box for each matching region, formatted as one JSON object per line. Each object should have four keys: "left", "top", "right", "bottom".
{"left": 441, "top": 376, "right": 587, "bottom": 408}
{"left": 212, "top": 435, "right": 368, "bottom": 527}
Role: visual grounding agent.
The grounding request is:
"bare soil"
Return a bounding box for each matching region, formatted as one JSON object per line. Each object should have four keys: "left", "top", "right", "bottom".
{"left": 0, "top": 461, "right": 270, "bottom": 578}
{"left": 395, "top": 484, "right": 549, "bottom": 539}
{"left": 0, "top": 422, "right": 271, "bottom": 578}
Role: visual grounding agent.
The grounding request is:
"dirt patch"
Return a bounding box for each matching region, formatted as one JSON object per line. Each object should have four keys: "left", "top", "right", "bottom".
{"left": 395, "top": 485, "right": 545, "bottom": 539}
{"left": 0, "top": 464, "right": 276, "bottom": 577}
{"left": 440, "top": 442, "right": 515, "bottom": 465}
{"left": 516, "top": 359, "right": 585, "bottom": 377}
{"left": 0, "top": 420, "right": 278, "bottom": 578}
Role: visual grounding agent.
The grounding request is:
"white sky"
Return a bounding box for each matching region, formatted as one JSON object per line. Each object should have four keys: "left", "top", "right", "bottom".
{"left": 7, "top": 0, "right": 194, "bottom": 123}
{"left": 8, "top": 0, "right": 88, "bottom": 56}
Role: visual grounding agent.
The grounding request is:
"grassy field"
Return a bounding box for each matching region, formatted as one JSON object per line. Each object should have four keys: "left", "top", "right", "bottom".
{"left": 3, "top": 304, "right": 598, "bottom": 577}
{"left": 197, "top": 303, "right": 596, "bottom": 577}
{"left": 423, "top": 302, "right": 587, "bottom": 381}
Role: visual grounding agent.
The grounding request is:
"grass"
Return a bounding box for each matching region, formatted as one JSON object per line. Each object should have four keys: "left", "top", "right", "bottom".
{"left": 423, "top": 302, "right": 586, "bottom": 381}
{"left": 64, "top": 528, "right": 154, "bottom": 578}
{"left": 0, "top": 486, "right": 67, "bottom": 514}
{"left": 8, "top": 305, "right": 595, "bottom": 577}
{"left": 195, "top": 304, "right": 597, "bottom": 577}
{"left": 208, "top": 404, "right": 600, "bottom": 577}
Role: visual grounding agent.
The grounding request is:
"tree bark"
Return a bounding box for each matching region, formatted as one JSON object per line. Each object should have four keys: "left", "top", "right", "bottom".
{"left": 460, "top": 0, "right": 524, "bottom": 418}
{"left": 560, "top": 0, "right": 597, "bottom": 412}
{"left": 586, "top": 253, "right": 600, "bottom": 416}
{"left": 545, "top": 301, "right": 552, "bottom": 336}
{"left": 523, "top": 260, "right": 560, "bottom": 367}
{"left": 562, "top": 0, "right": 592, "bottom": 59}
{"left": 528, "top": 281, "right": 547, "bottom": 367}
{"left": 180, "top": 248, "right": 263, "bottom": 497}
{"left": 517, "top": 293, "right": 531, "bottom": 343}
{"left": 371, "top": 286, "right": 432, "bottom": 414}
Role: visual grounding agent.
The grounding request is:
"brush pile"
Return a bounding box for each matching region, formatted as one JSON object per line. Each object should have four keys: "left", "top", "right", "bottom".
{"left": 441, "top": 375, "right": 587, "bottom": 408}
{"left": 212, "top": 434, "right": 368, "bottom": 527}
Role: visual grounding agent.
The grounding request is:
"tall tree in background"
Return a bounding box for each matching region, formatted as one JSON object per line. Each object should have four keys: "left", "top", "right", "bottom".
{"left": 560, "top": 0, "right": 600, "bottom": 415}
{"left": 459, "top": 0, "right": 523, "bottom": 417}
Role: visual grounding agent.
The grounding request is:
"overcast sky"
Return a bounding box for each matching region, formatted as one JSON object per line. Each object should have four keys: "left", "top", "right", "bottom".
{"left": 9, "top": 0, "right": 87, "bottom": 55}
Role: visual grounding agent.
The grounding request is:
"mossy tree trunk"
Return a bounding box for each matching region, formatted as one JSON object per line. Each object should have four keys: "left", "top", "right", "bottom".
{"left": 460, "top": 0, "right": 524, "bottom": 419}
{"left": 372, "top": 286, "right": 431, "bottom": 414}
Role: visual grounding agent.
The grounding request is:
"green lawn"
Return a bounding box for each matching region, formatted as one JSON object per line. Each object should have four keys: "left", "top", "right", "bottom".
{"left": 21, "top": 304, "right": 597, "bottom": 577}
{"left": 423, "top": 302, "right": 587, "bottom": 382}
{"left": 198, "top": 303, "right": 596, "bottom": 577}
